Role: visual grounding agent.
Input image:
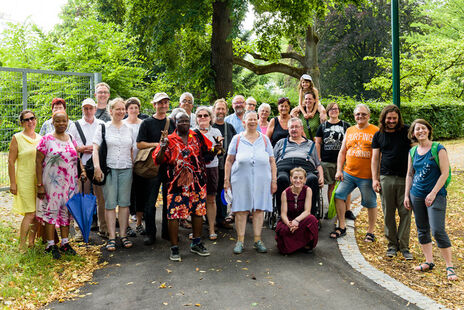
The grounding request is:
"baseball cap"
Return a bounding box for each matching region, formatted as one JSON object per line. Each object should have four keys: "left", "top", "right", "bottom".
{"left": 152, "top": 92, "right": 170, "bottom": 103}
{"left": 301, "top": 74, "right": 312, "bottom": 81}
{"left": 81, "top": 98, "right": 97, "bottom": 107}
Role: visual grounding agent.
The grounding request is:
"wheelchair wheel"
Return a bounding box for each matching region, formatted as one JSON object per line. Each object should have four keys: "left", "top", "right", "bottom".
{"left": 315, "top": 188, "right": 324, "bottom": 230}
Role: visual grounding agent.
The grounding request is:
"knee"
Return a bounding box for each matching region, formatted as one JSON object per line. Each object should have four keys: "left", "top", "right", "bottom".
{"left": 417, "top": 229, "right": 432, "bottom": 245}
{"left": 306, "top": 174, "right": 318, "bottom": 187}
{"left": 432, "top": 229, "right": 451, "bottom": 248}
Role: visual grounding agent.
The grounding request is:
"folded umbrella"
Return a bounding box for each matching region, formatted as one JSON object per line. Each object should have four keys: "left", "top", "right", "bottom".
{"left": 66, "top": 190, "right": 97, "bottom": 243}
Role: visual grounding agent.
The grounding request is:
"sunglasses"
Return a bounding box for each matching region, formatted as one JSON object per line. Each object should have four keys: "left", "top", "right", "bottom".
{"left": 22, "top": 116, "right": 36, "bottom": 122}
{"left": 197, "top": 114, "right": 210, "bottom": 118}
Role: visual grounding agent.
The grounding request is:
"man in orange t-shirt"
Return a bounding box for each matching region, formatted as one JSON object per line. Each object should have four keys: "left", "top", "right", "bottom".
{"left": 329, "top": 104, "right": 379, "bottom": 241}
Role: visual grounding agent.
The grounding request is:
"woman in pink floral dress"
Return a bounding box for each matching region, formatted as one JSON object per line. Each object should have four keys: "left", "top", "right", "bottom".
{"left": 36, "top": 111, "right": 81, "bottom": 259}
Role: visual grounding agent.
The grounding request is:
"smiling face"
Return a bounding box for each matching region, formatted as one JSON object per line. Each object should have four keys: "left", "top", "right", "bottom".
{"left": 288, "top": 120, "right": 303, "bottom": 139}
{"left": 196, "top": 110, "right": 211, "bottom": 128}
{"left": 127, "top": 103, "right": 140, "bottom": 117}
{"left": 52, "top": 103, "right": 65, "bottom": 114}
{"left": 21, "top": 112, "right": 37, "bottom": 130}
{"left": 413, "top": 122, "right": 431, "bottom": 142}
{"left": 53, "top": 112, "right": 68, "bottom": 134}
{"left": 301, "top": 79, "right": 311, "bottom": 91}
{"left": 176, "top": 114, "right": 190, "bottom": 135}
{"left": 213, "top": 101, "right": 228, "bottom": 122}
{"left": 304, "top": 93, "right": 316, "bottom": 109}
{"left": 95, "top": 85, "right": 110, "bottom": 105}
{"left": 327, "top": 104, "right": 339, "bottom": 119}
{"left": 110, "top": 101, "right": 126, "bottom": 121}
{"left": 155, "top": 98, "right": 170, "bottom": 114}
{"left": 244, "top": 112, "right": 258, "bottom": 131}
{"left": 290, "top": 171, "right": 306, "bottom": 189}
{"left": 278, "top": 101, "right": 290, "bottom": 116}
{"left": 180, "top": 95, "right": 193, "bottom": 113}
{"left": 384, "top": 111, "right": 399, "bottom": 131}
{"left": 82, "top": 105, "right": 96, "bottom": 120}
{"left": 258, "top": 106, "right": 270, "bottom": 121}
{"left": 232, "top": 96, "right": 245, "bottom": 116}
{"left": 354, "top": 106, "right": 370, "bottom": 127}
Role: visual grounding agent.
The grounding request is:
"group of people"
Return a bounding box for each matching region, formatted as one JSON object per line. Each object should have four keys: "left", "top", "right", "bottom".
{"left": 8, "top": 74, "right": 457, "bottom": 281}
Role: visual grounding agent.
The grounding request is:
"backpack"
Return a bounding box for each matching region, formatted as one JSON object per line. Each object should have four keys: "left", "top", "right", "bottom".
{"left": 409, "top": 142, "right": 451, "bottom": 188}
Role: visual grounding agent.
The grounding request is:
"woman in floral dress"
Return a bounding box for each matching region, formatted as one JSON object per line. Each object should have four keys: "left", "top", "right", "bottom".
{"left": 36, "top": 111, "right": 81, "bottom": 259}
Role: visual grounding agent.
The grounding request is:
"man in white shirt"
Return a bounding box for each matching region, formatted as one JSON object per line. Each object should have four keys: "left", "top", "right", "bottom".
{"left": 69, "top": 98, "right": 107, "bottom": 239}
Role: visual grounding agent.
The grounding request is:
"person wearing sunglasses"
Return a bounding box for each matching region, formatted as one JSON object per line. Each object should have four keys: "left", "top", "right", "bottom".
{"left": 8, "top": 110, "right": 42, "bottom": 251}
{"left": 330, "top": 104, "right": 379, "bottom": 242}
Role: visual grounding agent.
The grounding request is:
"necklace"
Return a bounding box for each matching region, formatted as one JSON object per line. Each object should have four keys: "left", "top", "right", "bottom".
{"left": 290, "top": 186, "right": 301, "bottom": 208}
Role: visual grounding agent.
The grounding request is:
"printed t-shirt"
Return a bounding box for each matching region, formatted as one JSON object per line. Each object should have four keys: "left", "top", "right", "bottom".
{"left": 344, "top": 124, "right": 379, "bottom": 179}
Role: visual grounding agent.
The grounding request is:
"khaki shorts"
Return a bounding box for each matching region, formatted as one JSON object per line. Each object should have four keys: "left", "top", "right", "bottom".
{"left": 321, "top": 161, "right": 337, "bottom": 185}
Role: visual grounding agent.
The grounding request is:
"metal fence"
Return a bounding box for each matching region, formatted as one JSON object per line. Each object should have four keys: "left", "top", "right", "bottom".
{"left": 0, "top": 67, "right": 101, "bottom": 190}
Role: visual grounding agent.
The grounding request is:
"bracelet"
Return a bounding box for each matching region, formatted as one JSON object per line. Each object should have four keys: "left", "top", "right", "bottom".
{"left": 37, "top": 183, "right": 43, "bottom": 187}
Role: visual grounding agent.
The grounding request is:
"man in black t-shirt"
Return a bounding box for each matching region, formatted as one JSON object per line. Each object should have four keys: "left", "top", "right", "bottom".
{"left": 136, "top": 92, "right": 175, "bottom": 245}
{"left": 371, "top": 105, "right": 412, "bottom": 260}
{"left": 212, "top": 99, "right": 237, "bottom": 229}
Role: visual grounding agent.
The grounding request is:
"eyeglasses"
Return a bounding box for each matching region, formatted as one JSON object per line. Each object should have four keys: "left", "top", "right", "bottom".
{"left": 355, "top": 113, "right": 368, "bottom": 117}
{"left": 21, "top": 116, "right": 36, "bottom": 122}
{"left": 96, "top": 91, "right": 109, "bottom": 95}
{"left": 197, "top": 114, "right": 210, "bottom": 118}
{"left": 182, "top": 99, "right": 193, "bottom": 104}
{"left": 247, "top": 103, "right": 256, "bottom": 107}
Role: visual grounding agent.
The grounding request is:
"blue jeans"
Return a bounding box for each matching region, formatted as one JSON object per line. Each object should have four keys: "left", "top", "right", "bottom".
{"left": 335, "top": 172, "right": 377, "bottom": 208}
{"left": 410, "top": 193, "right": 451, "bottom": 248}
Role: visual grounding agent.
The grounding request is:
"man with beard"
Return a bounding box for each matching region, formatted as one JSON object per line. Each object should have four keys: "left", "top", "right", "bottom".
{"left": 212, "top": 99, "right": 236, "bottom": 229}
{"left": 371, "top": 105, "right": 413, "bottom": 259}
{"left": 225, "top": 95, "right": 247, "bottom": 133}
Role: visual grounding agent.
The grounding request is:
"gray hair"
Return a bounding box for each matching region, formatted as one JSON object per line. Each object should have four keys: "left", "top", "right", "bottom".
{"left": 258, "top": 103, "right": 271, "bottom": 113}
{"left": 244, "top": 110, "right": 258, "bottom": 120}
{"left": 170, "top": 107, "right": 187, "bottom": 121}
{"left": 232, "top": 95, "right": 245, "bottom": 104}
{"left": 195, "top": 105, "right": 214, "bottom": 126}
{"left": 246, "top": 97, "right": 257, "bottom": 105}
{"left": 354, "top": 103, "right": 370, "bottom": 115}
{"left": 287, "top": 117, "right": 303, "bottom": 128}
{"left": 180, "top": 92, "right": 194, "bottom": 105}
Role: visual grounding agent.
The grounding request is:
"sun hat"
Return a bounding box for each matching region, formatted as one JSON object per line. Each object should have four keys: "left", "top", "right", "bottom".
{"left": 151, "top": 92, "right": 170, "bottom": 103}
{"left": 301, "top": 74, "right": 312, "bottom": 81}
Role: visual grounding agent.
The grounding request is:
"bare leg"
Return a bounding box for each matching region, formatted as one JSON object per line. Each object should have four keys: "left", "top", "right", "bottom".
{"left": 60, "top": 225, "right": 69, "bottom": 240}
{"left": 252, "top": 210, "right": 264, "bottom": 242}
{"left": 19, "top": 212, "right": 35, "bottom": 250}
{"left": 168, "top": 219, "right": 179, "bottom": 246}
{"left": 28, "top": 217, "right": 37, "bottom": 247}
{"left": 327, "top": 184, "right": 335, "bottom": 203}
{"left": 105, "top": 209, "right": 116, "bottom": 240}
{"left": 235, "top": 212, "right": 248, "bottom": 242}
{"left": 335, "top": 198, "right": 346, "bottom": 229}
{"left": 136, "top": 211, "right": 143, "bottom": 226}
{"left": 118, "top": 206, "right": 130, "bottom": 238}
{"left": 45, "top": 223, "right": 55, "bottom": 244}
{"left": 415, "top": 242, "right": 434, "bottom": 271}
{"left": 345, "top": 194, "right": 352, "bottom": 211}
{"left": 191, "top": 215, "right": 203, "bottom": 239}
{"left": 206, "top": 195, "right": 217, "bottom": 236}
{"left": 440, "top": 247, "right": 458, "bottom": 280}
{"left": 367, "top": 207, "right": 377, "bottom": 234}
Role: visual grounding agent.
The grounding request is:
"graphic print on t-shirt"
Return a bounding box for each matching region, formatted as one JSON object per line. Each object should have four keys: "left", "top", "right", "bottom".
{"left": 323, "top": 124, "right": 345, "bottom": 151}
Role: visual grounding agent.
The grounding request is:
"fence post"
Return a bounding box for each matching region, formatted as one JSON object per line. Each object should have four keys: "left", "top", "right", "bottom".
{"left": 22, "top": 71, "right": 27, "bottom": 110}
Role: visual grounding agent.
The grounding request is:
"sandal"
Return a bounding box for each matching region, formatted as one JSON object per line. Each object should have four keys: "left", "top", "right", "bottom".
{"left": 106, "top": 239, "right": 116, "bottom": 251}
{"left": 121, "top": 237, "right": 133, "bottom": 249}
{"left": 364, "top": 233, "right": 376, "bottom": 243}
{"left": 414, "top": 262, "right": 435, "bottom": 272}
{"left": 329, "top": 227, "right": 346, "bottom": 239}
{"left": 180, "top": 219, "right": 192, "bottom": 229}
{"left": 446, "top": 266, "right": 458, "bottom": 281}
{"left": 209, "top": 233, "right": 218, "bottom": 241}
{"left": 225, "top": 214, "right": 235, "bottom": 224}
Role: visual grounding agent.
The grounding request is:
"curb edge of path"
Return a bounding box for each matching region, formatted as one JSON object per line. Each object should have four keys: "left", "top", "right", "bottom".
{"left": 337, "top": 205, "right": 449, "bottom": 310}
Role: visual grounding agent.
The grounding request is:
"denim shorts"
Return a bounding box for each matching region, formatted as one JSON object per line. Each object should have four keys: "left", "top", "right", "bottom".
{"left": 103, "top": 168, "right": 133, "bottom": 210}
{"left": 335, "top": 171, "right": 377, "bottom": 208}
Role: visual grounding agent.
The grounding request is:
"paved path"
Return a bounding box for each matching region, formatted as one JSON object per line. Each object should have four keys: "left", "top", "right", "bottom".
{"left": 50, "top": 207, "right": 418, "bottom": 310}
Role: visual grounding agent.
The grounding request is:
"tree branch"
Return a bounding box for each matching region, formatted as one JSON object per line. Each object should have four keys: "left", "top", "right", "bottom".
{"left": 233, "top": 56, "right": 303, "bottom": 78}
{"left": 249, "top": 52, "right": 305, "bottom": 65}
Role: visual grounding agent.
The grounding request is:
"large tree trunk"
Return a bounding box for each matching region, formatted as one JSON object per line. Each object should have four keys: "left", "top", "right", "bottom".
{"left": 211, "top": 0, "right": 233, "bottom": 99}
{"left": 304, "top": 23, "right": 320, "bottom": 92}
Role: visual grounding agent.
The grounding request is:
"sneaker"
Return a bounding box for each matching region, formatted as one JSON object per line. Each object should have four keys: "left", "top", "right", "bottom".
{"left": 233, "top": 241, "right": 244, "bottom": 254}
{"left": 74, "top": 230, "right": 84, "bottom": 242}
{"left": 170, "top": 246, "right": 181, "bottom": 261}
{"left": 46, "top": 245, "right": 61, "bottom": 259}
{"left": 253, "top": 240, "right": 267, "bottom": 253}
{"left": 402, "top": 250, "right": 413, "bottom": 260}
{"left": 190, "top": 242, "right": 210, "bottom": 256}
{"left": 126, "top": 226, "right": 136, "bottom": 237}
{"left": 345, "top": 210, "right": 356, "bottom": 220}
{"left": 60, "top": 242, "right": 77, "bottom": 255}
{"left": 386, "top": 248, "right": 397, "bottom": 257}
{"left": 136, "top": 225, "right": 145, "bottom": 235}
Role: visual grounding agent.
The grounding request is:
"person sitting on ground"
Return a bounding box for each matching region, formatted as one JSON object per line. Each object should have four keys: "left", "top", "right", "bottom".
{"left": 404, "top": 119, "right": 457, "bottom": 281}
{"left": 331, "top": 104, "right": 379, "bottom": 241}
{"left": 224, "top": 111, "right": 277, "bottom": 255}
{"left": 275, "top": 167, "right": 319, "bottom": 254}
{"left": 315, "top": 102, "right": 354, "bottom": 220}
{"left": 274, "top": 118, "right": 324, "bottom": 216}
{"left": 8, "top": 110, "right": 42, "bottom": 251}
{"left": 296, "top": 74, "right": 326, "bottom": 123}
{"left": 154, "top": 111, "right": 221, "bottom": 261}
{"left": 36, "top": 111, "right": 84, "bottom": 259}
{"left": 257, "top": 103, "right": 271, "bottom": 135}
{"left": 267, "top": 97, "right": 291, "bottom": 146}
{"left": 93, "top": 98, "right": 134, "bottom": 252}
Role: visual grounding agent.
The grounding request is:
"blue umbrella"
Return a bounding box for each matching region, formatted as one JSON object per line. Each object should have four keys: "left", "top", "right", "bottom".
{"left": 66, "top": 191, "right": 97, "bottom": 243}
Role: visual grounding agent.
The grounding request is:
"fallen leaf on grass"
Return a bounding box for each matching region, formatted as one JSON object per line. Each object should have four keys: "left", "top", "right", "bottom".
{"left": 159, "top": 283, "right": 167, "bottom": 289}
{"left": 195, "top": 304, "right": 201, "bottom": 307}
{"left": 127, "top": 282, "right": 134, "bottom": 285}
{"left": 166, "top": 269, "right": 172, "bottom": 273}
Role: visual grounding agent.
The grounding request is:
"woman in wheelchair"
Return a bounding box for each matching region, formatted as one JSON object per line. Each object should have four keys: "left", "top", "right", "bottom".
{"left": 275, "top": 167, "right": 319, "bottom": 254}
{"left": 273, "top": 118, "right": 324, "bottom": 216}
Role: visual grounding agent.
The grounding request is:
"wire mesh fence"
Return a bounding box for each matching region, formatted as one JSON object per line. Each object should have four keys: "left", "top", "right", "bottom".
{"left": 0, "top": 67, "right": 99, "bottom": 190}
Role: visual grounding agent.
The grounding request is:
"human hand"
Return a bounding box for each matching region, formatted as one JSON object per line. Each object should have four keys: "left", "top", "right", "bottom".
{"left": 320, "top": 113, "right": 327, "bottom": 122}
{"left": 271, "top": 182, "right": 277, "bottom": 194}
{"left": 37, "top": 185, "right": 46, "bottom": 200}
{"left": 335, "top": 171, "right": 344, "bottom": 182}
{"left": 80, "top": 171, "right": 87, "bottom": 182}
{"left": 425, "top": 192, "right": 436, "bottom": 207}
{"left": 160, "top": 130, "right": 169, "bottom": 147}
{"left": 10, "top": 183, "right": 17, "bottom": 195}
{"left": 213, "top": 136, "right": 224, "bottom": 154}
{"left": 372, "top": 180, "right": 381, "bottom": 193}
{"left": 94, "top": 167, "right": 103, "bottom": 182}
{"left": 318, "top": 175, "right": 324, "bottom": 188}
{"left": 404, "top": 196, "right": 411, "bottom": 210}
{"left": 308, "top": 112, "right": 315, "bottom": 119}
{"left": 224, "top": 179, "right": 231, "bottom": 191}
{"left": 303, "top": 113, "right": 310, "bottom": 120}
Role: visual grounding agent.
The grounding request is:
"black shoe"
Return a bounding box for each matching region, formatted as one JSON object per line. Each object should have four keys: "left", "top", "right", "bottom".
{"left": 46, "top": 245, "right": 61, "bottom": 259}
{"left": 60, "top": 242, "right": 77, "bottom": 255}
{"left": 190, "top": 242, "right": 210, "bottom": 256}
{"left": 345, "top": 210, "right": 356, "bottom": 220}
{"left": 386, "top": 248, "right": 397, "bottom": 257}
{"left": 143, "top": 235, "right": 155, "bottom": 245}
{"left": 126, "top": 226, "right": 136, "bottom": 237}
{"left": 170, "top": 246, "right": 181, "bottom": 261}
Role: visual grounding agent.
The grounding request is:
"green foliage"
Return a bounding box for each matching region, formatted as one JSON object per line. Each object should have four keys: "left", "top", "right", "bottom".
{"left": 324, "top": 96, "right": 464, "bottom": 140}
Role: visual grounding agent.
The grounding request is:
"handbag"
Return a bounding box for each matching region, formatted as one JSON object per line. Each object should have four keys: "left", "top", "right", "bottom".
{"left": 85, "top": 123, "right": 110, "bottom": 185}
{"left": 133, "top": 118, "right": 170, "bottom": 178}
{"left": 327, "top": 181, "right": 340, "bottom": 219}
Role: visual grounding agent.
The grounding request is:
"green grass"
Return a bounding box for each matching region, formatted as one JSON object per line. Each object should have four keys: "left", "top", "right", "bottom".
{"left": 0, "top": 222, "right": 88, "bottom": 308}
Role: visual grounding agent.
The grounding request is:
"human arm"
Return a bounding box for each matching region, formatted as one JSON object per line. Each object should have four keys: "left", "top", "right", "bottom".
{"left": 36, "top": 150, "right": 45, "bottom": 199}
{"left": 404, "top": 154, "right": 414, "bottom": 210}
{"left": 371, "top": 148, "right": 381, "bottom": 193}
{"left": 317, "top": 165, "right": 324, "bottom": 188}
{"left": 137, "top": 141, "right": 159, "bottom": 150}
{"left": 266, "top": 118, "right": 275, "bottom": 140}
{"left": 280, "top": 190, "right": 291, "bottom": 228}
{"left": 317, "top": 103, "right": 327, "bottom": 122}
{"left": 92, "top": 143, "right": 103, "bottom": 181}
{"left": 223, "top": 154, "right": 235, "bottom": 191}
{"left": 315, "top": 136, "right": 322, "bottom": 161}
{"left": 270, "top": 156, "right": 277, "bottom": 194}
{"left": 335, "top": 136, "right": 347, "bottom": 182}
{"left": 8, "top": 136, "right": 18, "bottom": 195}
{"left": 154, "top": 130, "right": 169, "bottom": 164}
{"left": 425, "top": 148, "right": 449, "bottom": 207}
{"left": 291, "top": 187, "right": 313, "bottom": 232}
